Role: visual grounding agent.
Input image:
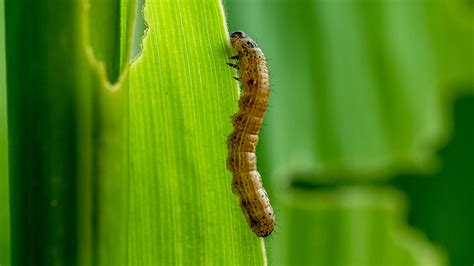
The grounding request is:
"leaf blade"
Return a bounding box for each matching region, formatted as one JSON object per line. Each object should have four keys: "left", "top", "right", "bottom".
{"left": 128, "top": 0, "right": 266, "bottom": 264}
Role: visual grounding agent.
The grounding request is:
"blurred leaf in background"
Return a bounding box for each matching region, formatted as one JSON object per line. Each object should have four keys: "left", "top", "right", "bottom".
{"left": 274, "top": 186, "right": 446, "bottom": 266}
{"left": 225, "top": 0, "right": 473, "bottom": 265}
{"left": 4, "top": 0, "right": 132, "bottom": 264}
{"left": 393, "top": 95, "right": 474, "bottom": 266}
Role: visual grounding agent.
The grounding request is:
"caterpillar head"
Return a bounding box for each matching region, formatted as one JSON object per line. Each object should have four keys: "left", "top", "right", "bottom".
{"left": 231, "top": 30, "right": 246, "bottom": 40}
{"left": 230, "top": 30, "right": 258, "bottom": 51}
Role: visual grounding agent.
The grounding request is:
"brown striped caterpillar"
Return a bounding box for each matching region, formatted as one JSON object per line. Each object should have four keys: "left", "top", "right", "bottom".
{"left": 226, "top": 31, "right": 275, "bottom": 237}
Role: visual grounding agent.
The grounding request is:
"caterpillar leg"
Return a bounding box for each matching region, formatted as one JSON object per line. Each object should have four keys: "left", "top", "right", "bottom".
{"left": 229, "top": 55, "right": 239, "bottom": 60}
{"left": 226, "top": 62, "right": 239, "bottom": 69}
{"left": 233, "top": 77, "right": 240, "bottom": 81}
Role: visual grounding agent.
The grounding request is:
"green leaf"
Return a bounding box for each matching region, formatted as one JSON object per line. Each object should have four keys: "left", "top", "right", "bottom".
{"left": 226, "top": 0, "right": 474, "bottom": 182}
{"left": 272, "top": 187, "right": 446, "bottom": 266}
{"left": 128, "top": 1, "right": 266, "bottom": 264}
{"left": 393, "top": 96, "right": 474, "bottom": 266}
{"left": 3, "top": 0, "right": 266, "bottom": 264}
{"left": 0, "top": 0, "right": 10, "bottom": 265}
{"left": 5, "top": 0, "right": 131, "bottom": 264}
{"left": 224, "top": 0, "right": 472, "bottom": 265}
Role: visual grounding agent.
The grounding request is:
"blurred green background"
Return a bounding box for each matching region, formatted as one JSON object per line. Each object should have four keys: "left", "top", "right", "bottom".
{"left": 1, "top": 0, "right": 473, "bottom": 265}
{"left": 224, "top": 0, "right": 473, "bottom": 265}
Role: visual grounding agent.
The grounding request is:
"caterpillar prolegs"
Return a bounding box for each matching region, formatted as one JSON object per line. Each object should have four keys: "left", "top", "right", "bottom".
{"left": 226, "top": 31, "right": 275, "bottom": 237}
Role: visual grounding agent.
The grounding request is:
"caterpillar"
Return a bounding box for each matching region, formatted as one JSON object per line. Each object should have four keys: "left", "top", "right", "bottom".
{"left": 226, "top": 31, "right": 275, "bottom": 237}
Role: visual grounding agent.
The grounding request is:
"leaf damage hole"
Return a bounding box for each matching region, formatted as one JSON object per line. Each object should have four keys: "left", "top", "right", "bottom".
{"left": 130, "top": 0, "right": 149, "bottom": 62}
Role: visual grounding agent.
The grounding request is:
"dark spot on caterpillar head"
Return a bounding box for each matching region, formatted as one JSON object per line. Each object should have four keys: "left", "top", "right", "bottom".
{"left": 231, "top": 30, "right": 246, "bottom": 39}
{"left": 247, "top": 79, "right": 256, "bottom": 87}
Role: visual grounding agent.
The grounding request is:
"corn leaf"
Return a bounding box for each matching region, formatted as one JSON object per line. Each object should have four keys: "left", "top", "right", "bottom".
{"left": 128, "top": 0, "right": 266, "bottom": 264}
